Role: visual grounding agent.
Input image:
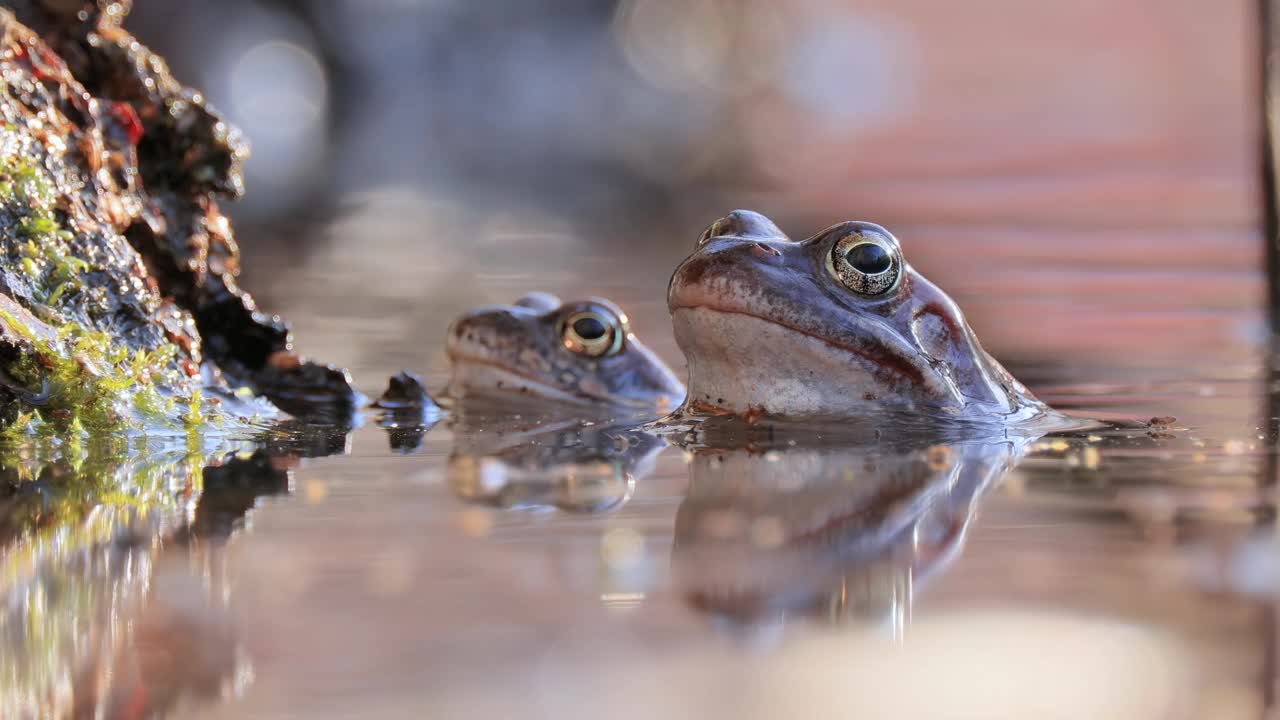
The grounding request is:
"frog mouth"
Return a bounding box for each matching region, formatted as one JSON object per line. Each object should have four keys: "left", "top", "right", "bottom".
{"left": 446, "top": 354, "right": 603, "bottom": 405}
{"left": 446, "top": 352, "right": 659, "bottom": 409}
{"left": 669, "top": 305, "right": 928, "bottom": 387}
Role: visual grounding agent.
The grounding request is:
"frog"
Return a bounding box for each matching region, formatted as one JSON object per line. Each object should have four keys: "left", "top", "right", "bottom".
{"left": 666, "top": 210, "right": 1046, "bottom": 421}
{"left": 445, "top": 292, "right": 685, "bottom": 413}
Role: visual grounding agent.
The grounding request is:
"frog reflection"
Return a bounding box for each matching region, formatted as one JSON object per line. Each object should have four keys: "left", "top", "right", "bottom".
{"left": 446, "top": 418, "right": 665, "bottom": 514}
{"left": 670, "top": 435, "right": 1028, "bottom": 630}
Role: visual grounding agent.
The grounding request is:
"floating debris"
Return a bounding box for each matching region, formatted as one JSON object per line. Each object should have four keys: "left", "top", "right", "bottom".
{"left": 373, "top": 370, "right": 433, "bottom": 410}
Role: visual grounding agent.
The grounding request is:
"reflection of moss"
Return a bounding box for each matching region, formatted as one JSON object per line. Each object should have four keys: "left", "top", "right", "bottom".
{"left": 0, "top": 435, "right": 263, "bottom": 598}
{"left": 0, "top": 434, "right": 265, "bottom": 716}
{"left": 2, "top": 504, "right": 153, "bottom": 716}
{"left": 0, "top": 440, "right": 209, "bottom": 616}
{"left": 0, "top": 441, "right": 202, "bottom": 715}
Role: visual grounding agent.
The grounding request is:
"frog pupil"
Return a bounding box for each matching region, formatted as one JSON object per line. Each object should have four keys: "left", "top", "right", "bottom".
{"left": 845, "top": 243, "right": 892, "bottom": 274}
{"left": 572, "top": 316, "right": 608, "bottom": 340}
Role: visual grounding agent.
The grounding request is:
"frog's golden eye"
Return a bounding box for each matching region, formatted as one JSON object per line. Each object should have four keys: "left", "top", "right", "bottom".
{"left": 560, "top": 310, "right": 623, "bottom": 357}
{"left": 828, "top": 233, "right": 901, "bottom": 296}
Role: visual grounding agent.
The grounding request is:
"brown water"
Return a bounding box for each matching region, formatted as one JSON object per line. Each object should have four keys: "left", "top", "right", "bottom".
{"left": 1, "top": 216, "right": 1276, "bottom": 719}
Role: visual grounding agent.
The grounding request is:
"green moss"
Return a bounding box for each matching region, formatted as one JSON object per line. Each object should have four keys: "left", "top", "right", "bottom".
{"left": 0, "top": 149, "right": 232, "bottom": 439}
{"left": 17, "top": 215, "right": 58, "bottom": 238}
{"left": 1, "top": 154, "right": 91, "bottom": 308}
{"left": 183, "top": 387, "right": 203, "bottom": 427}
{"left": 44, "top": 282, "right": 70, "bottom": 305}
{"left": 0, "top": 309, "right": 221, "bottom": 438}
{"left": 1, "top": 160, "right": 52, "bottom": 206}
{"left": 0, "top": 411, "right": 38, "bottom": 443}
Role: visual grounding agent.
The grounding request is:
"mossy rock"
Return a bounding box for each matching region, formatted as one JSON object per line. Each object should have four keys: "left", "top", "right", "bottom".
{"left": 0, "top": 5, "right": 359, "bottom": 441}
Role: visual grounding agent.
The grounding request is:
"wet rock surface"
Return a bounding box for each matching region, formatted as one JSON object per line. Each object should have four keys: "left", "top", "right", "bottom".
{"left": 0, "top": 1, "right": 359, "bottom": 431}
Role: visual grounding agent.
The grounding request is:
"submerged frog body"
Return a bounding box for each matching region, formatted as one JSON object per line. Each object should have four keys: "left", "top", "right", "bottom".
{"left": 446, "top": 292, "right": 685, "bottom": 412}
{"left": 667, "top": 210, "right": 1044, "bottom": 420}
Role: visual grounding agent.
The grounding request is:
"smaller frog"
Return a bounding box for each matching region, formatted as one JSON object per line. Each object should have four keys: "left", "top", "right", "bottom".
{"left": 446, "top": 292, "right": 685, "bottom": 412}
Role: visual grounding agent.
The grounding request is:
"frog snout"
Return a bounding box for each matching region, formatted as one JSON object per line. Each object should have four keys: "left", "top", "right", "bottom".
{"left": 447, "top": 315, "right": 488, "bottom": 351}
{"left": 446, "top": 319, "right": 468, "bottom": 352}
{"left": 698, "top": 209, "right": 788, "bottom": 247}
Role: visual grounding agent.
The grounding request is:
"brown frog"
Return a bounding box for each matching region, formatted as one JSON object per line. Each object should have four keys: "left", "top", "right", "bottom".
{"left": 446, "top": 292, "right": 685, "bottom": 413}
{"left": 667, "top": 210, "right": 1045, "bottom": 421}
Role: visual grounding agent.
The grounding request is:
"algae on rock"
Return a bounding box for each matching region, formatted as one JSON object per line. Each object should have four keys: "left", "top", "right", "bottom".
{"left": 0, "top": 15, "right": 215, "bottom": 436}
{"left": 0, "top": 3, "right": 360, "bottom": 438}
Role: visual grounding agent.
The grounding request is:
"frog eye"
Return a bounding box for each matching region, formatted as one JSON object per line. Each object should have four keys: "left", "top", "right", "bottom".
{"left": 828, "top": 232, "right": 901, "bottom": 296}
{"left": 560, "top": 310, "right": 623, "bottom": 357}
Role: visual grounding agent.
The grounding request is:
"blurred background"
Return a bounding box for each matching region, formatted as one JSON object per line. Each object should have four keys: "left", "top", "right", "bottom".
{"left": 127, "top": 0, "right": 1262, "bottom": 388}
{"left": 7, "top": 5, "right": 1277, "bottom": 717}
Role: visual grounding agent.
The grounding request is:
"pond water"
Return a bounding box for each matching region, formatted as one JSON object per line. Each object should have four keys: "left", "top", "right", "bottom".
{"left": 1, "top": 215, "right": 1276, "bottom": 719}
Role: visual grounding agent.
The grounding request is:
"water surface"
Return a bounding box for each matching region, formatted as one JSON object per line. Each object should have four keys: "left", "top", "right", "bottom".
{"left": 1, "top": 227, "right": 1276, "bottom": 719}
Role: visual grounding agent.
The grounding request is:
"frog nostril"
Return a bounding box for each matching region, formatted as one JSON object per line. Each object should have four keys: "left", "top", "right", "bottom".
{"left": 750, "top": 242, "right": 781, "bottom": 259}
{"left": 698, "top": 210, "right": 789, "bottom": 246}
{"left": 698, "top": 217, "right": 732, "bottom": 247}
{"left": 448, "top": 322, "right": 470, "bottom": 347}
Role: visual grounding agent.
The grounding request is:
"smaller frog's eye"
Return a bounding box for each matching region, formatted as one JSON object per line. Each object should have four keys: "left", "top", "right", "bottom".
{"left": 561, "top": 310, "right": 622, "bottom": 357}
{"left": 828, "top": 233, "right": 901, "bottom": 296}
